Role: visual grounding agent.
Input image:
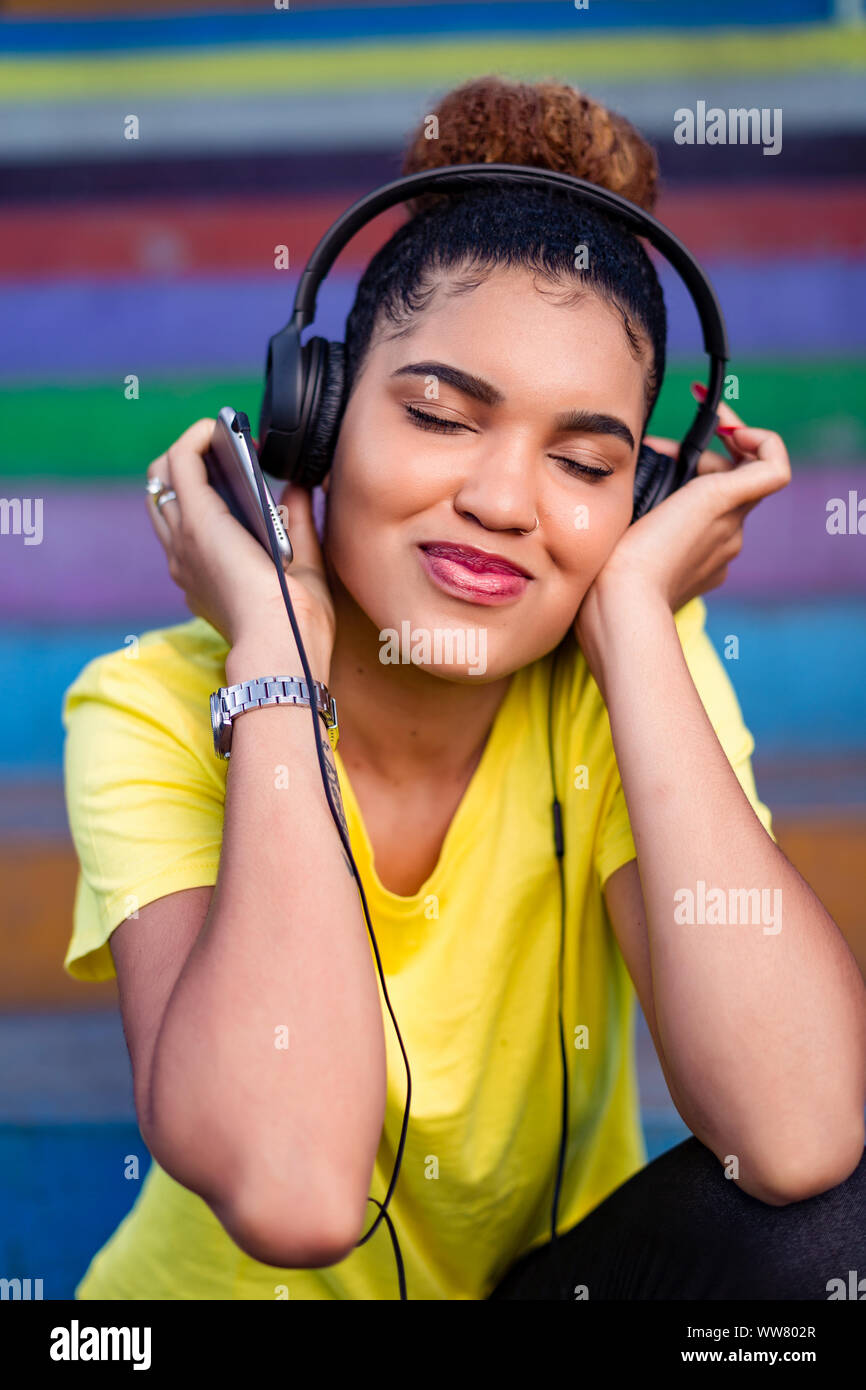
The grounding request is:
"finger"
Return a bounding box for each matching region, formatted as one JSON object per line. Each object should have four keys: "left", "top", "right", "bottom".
{"left": 154, "top": 488, "right": 181, "bottom": 530}
{"left": 146, "top": 454, "right": 169, "bottom": 492}
{"left": 689, "top": 380, "right": 753, "bottom": 463}
{"left": 276, "top": 480, "right": 325, "bottom": 572}
{"left": 161, "top": 418, "right": 219, "bottom": 517}
{"left": 689, "top": 380, "right": 745, "bottom": 429}
{"left": 641, "top": 434, "right": 678, "bottom": 457}
{"left": 705, "top": 562, "right": 729, "bottom": 593}
{"left": 145, "top": 455, "right": 180, "bottom": 544}
{"left": 173, "top": 416, "right": 218, "bottom": 458}
{"left": 642, "top": 433, "right": 734, "bottom": 478}
{"left": 695, "top": 447, "right": 737, "bottom": 475}
{"left": 713, "top": 433, "right": 792, "bottom": 507}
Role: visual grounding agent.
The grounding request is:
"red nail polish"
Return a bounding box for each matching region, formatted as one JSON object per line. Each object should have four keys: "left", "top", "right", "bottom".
{"left": 717, "top": 425, "right": 739, "bottom": 434}
{"left": 690, "top": 381, "right": 707, "bottom": 398}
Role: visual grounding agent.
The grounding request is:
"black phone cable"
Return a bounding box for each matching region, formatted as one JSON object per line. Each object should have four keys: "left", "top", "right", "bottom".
{"left": 251, "top": 454, "right": 412, "bottom": 1300}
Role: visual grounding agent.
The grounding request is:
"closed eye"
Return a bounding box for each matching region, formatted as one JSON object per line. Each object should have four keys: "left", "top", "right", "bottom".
{"left": 402, "top": 404, "right": 613, "bottom": 481}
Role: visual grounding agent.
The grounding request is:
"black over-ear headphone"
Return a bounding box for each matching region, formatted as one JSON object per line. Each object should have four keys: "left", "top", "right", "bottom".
{"left": 249, "top": 165, "right": 731, "bottom": 1300}
{"left": 258, "top": 162, "right": 729, "bottom": 522}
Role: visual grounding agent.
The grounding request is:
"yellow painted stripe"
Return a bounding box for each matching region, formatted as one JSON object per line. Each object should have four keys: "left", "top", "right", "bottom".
{"left": 1, "top": 26, "right": 864, "bottom": 102}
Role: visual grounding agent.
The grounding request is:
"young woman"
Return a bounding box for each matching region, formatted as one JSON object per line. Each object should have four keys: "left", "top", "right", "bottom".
{"left": 63, "top": 77, "right": 865, "bottom": 1301}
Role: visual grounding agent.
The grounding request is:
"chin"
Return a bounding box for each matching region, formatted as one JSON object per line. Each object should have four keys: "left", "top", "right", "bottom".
{"left": 374, "top": 617, "right": 490, "bottom": 680}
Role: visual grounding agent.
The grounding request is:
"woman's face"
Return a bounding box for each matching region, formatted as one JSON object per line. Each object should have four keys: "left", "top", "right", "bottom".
{"left": 322, "top": 264, "right": 647, "bottom": 682}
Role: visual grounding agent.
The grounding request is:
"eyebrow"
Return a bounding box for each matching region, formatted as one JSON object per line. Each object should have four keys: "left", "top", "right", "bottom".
{"left": 389, "top": 360, "right": 636, "bottom": 453}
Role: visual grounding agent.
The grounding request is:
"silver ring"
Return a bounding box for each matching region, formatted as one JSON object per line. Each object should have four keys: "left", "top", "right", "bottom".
{"left": 145, "top": 476, "right": 166, "bottom": 497}
{"left": 518, "top": 517, "right": 539, "bottom": 535}
{"left": 156, "top": 489, "right": 178, "bottom": 510}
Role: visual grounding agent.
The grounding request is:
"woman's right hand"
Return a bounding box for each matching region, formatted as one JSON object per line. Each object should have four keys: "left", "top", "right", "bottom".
{"left": 145, "top": 418, "right": 336, "bottom": 671}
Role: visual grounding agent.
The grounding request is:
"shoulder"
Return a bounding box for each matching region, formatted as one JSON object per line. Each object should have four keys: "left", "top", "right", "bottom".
{"left": 62, "top": 617, "right": 231, "bottom": 791}
{"left": 668, "top": 596, "right": 757, "bottom": 753}
{"left": 545, "top": 595, "right": 709, "bottom": 730}
{"left": 548, "top": 594, "right": 732, "bottom": 818}
{"left": 63, "top": 617, "right": 230, "bottom": 733}
{"left": 61, "top": 619, "right": 230, "bottom": 984}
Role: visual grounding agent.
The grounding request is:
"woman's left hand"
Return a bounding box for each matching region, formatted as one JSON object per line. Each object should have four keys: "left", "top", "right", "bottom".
{"left": 577, "top": 387, "right": 791, "bottom": 624}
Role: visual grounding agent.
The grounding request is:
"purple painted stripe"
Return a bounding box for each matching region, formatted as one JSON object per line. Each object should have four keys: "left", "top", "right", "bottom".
{"left": 0, "top": 485, "right": 186, "bottom": 624}
{"left": 731, "top": 468, "right": 866, "bottom": 597}
{"left": 0, "top": 469, "right": 863, "bottom": 622}
{"left": 1, "top": 259, "right": 864, "bottom": 377}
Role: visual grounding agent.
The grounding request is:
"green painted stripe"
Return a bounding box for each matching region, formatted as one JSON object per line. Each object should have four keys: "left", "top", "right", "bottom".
{"left": 1, "top": 361, "right": 863, "bottom": 479}
{"left": 2, "top": 27, "right": 865, "bottom": 102}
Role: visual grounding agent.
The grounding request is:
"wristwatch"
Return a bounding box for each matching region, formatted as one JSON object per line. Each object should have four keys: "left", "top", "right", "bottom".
{"left": 210, "top": 676, "right": 339, "bottom": 759}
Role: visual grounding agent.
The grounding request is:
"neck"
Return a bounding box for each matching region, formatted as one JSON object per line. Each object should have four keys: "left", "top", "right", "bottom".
{"left": 325, "top": 568, "right": 513, "bottom": 785}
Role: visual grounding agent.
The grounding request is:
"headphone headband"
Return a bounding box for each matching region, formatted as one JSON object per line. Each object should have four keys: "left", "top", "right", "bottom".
{"left": 291, "top": 163, "right": 728, "bottom": 361}
{"left": 260, "top": 162, "right": 729, "bottom": 510}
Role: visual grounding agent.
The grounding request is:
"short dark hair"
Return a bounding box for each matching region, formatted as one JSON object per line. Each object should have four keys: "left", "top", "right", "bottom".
{"left": 342, "top": 182, "right": 667, "bottom": 435}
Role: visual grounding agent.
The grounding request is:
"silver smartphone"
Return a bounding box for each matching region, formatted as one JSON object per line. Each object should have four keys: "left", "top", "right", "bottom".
{"left": 204, "top": 407, "right": 293, "bottom": 564}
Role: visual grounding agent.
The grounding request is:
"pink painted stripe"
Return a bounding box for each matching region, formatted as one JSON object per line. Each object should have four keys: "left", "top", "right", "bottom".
{"left": 1, "top": 184, "right": 864, "bottom": 280}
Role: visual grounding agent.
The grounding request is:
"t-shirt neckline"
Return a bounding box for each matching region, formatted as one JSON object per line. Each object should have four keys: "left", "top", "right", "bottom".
{"left": 333, "top": 667, "right": 524, "bottom": 913}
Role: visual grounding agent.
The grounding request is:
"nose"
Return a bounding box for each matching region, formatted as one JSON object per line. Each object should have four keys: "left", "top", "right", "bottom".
{"left": 452, "top": 437, "right": 539, "bottom": 535}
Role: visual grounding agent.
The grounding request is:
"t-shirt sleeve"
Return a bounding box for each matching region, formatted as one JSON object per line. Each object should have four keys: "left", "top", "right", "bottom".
{"left": 62, "top": 653, "right": 225, "bottom": 983}
{"left": 595, "top": 595, "right": 776, "bottom": 890}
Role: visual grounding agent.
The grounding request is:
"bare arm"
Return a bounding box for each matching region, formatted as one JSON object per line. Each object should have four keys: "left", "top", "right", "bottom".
{"left": 589, "top": 588, "right": 866, "bottom": 1206}
{"left": 123, "top": 631, "right": 386, "bottom": 1268}
{"left": 576, "top": 404, "right": 866, "bottom": 1206}
{"left": 122, "top": 421, "right": 387, "bottom": 1265}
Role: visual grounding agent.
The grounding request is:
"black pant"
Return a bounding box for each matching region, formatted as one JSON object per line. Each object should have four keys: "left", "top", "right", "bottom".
{"left": 487, "top": 1137, "right": 866, "bottom": 1299}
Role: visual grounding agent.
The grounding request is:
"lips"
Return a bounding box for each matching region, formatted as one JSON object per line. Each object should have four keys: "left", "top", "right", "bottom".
{"left": 417, "top": 542, "right": 531, "bottom": 605}
{"left": 419, "top": 542, "right": 531, "bottom": 578}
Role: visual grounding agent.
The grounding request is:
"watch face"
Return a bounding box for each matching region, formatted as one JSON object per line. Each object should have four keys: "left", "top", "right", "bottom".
{"left": 210, "top": 691, "right": 231, "bottom": 758}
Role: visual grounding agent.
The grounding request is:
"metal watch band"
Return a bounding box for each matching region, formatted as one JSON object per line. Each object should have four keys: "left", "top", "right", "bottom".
{"left": 211, "top": 676, "right": 339, "bottom": 758}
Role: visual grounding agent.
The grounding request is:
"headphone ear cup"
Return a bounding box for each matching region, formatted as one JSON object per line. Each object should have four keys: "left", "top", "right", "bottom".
{"left": 296, "top": 341, "right": 345, "bottom": 490}
{"left": 632, "top": 442, "right": 675, "bottom": 523}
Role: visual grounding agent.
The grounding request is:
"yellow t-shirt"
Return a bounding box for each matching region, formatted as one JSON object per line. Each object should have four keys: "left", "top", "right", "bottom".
{"left": 61, "top": 596, "right": 774, "bottom": 1301}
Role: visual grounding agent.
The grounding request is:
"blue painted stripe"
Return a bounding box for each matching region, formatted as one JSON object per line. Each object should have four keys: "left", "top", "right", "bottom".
{"left": 1, "top": 258, "right": 864, "bottom": 378}
{"left": 3, "top": 602, "right": 866, "bottom": 774}
{"left": 0, "top": 3, "right": 833, "bottom": 54}
{"left": 0, "top": 1122, "right": 147, "bottom": 1299}
{"left": 0, "top": 1111, "right": 685, "bottom": 1299}
{"left": 0, "top": 995, "right": 679, "bottom": 1297}
{"left": 2, "top": 621, "right": 187, "bottom": 778}
{"left": 704, "top": 599, "right": 866, "bottom": 759}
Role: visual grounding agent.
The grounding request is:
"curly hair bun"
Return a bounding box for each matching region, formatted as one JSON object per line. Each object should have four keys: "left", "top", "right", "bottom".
{"left": 402, "top": 75, "right": 659, "bottom": 217}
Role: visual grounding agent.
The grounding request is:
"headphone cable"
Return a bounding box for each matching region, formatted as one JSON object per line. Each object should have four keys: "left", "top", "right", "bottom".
{"left": 252, "top": 459, "right": 412, "bottom": 1299}
{"left": 547, "top": 637, "right": 570, "bottom": 1293}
